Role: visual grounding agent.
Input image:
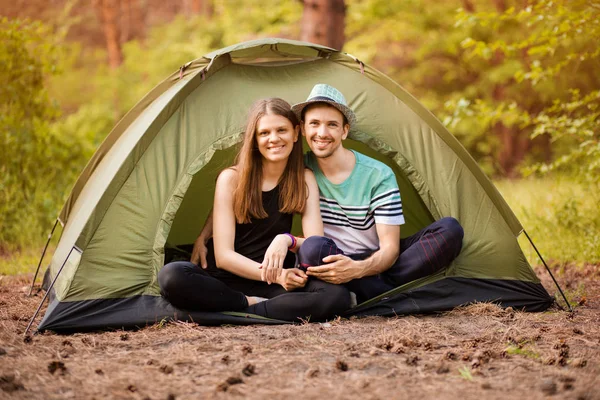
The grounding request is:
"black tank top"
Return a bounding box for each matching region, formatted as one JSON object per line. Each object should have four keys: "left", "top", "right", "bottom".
{"left": 234, "top": 185, "right": 293, "bottom": 263}
{"left": 206, "top": 185, "right": 295, "bottom": 280}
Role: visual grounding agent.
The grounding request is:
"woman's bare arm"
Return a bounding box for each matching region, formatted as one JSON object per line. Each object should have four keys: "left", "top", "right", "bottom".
{"left": 212, "top": 169, "right": 264, "bottom": 281}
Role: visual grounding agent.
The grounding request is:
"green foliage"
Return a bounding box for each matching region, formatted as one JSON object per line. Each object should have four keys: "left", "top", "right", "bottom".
{"left": 526, "top": 89, "right": 600, "bottom": 182}
{"left": 345, "top": 0, "right": 514, "bottom": 174}
{"left": 455, "top": 0, "right": 600, "bottom": 183}
{"left": 346, "top": 0, "right": 599, "bottom": 180}
{"left": 0, "top": 18, "right": 64, "bottom": 249}
{"left": 0, "top": 1, "right": 303, "bottom": 252}
{"left": 0, "top": 17, "right": 95, "bottom": 251}
{"left": 49, "top": 0, "right": 302, "bottom": 122}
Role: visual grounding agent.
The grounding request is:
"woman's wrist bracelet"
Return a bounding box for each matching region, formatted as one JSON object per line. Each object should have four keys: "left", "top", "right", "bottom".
{"left": 284, "top": 233, "right": 296, "bottom": 250}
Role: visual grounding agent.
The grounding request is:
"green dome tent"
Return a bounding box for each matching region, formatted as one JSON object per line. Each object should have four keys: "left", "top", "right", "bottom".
{"left": 32, "top": 38, "right": 554, "bottom": 333}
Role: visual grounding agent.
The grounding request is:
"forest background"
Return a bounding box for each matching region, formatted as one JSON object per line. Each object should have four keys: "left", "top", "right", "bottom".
{"left": 1, "top": 0, "right": 599, "bottom": 276}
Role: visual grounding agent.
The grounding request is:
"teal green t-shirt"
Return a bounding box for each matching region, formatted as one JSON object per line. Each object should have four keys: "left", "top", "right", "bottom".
{"left": 305, "top": 150, "right": 404, "bottom": 253}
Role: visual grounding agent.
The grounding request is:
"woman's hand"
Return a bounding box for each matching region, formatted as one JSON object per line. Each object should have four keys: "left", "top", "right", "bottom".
{"left": 276, "top": 268, "right": 308, "bottom": 291}
{"left": 260, "top": 234, "right": 292, "bottom": 284}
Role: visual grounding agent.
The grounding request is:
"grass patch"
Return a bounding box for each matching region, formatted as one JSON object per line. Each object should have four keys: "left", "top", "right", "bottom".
{"left": 495, "top": 176, "right": 600, "bottom": 266}
{"left": 0, "top": 246, "right": 52, "bottom": 277}
{"left": 560, "top": 282, "right": 587, "bottom": 309}
{"left": 458, "top": 365, "right": 474, "bottom": 381}
{"left": 504, "top": 343, "right": 540, "bottom": 359}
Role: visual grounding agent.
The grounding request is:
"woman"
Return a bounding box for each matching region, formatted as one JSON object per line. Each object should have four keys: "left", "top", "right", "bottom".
{"left": 159, "top": 98, "right": 351, "bottom": 322}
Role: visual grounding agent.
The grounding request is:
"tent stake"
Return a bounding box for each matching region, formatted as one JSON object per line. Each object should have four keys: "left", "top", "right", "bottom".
{"left": 28, "top": 219, "right": 59, "bottom": 296}
{"left": 24, "top": 246, "right": 78, "bottom": 337}
{"left": 523, "top": 229, "right": 572, "bottom": 312}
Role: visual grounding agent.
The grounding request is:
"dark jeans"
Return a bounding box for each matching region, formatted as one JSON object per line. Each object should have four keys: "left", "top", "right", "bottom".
{"left": 297, "top": 217, "right": 464, "bottom": 303}
{"left": 158, "top": 261, "right": 351, "bottom": 322}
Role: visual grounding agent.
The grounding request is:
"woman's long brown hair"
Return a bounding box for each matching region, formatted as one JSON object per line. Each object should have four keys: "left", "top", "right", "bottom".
{"left": 232, "top": 98, "right": 307, "bottom": 224}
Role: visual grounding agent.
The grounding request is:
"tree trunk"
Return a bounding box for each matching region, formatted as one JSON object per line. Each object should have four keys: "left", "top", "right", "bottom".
{"left": 121, "top": 0, "right": 131, "bottom": 42}
{"left": 496, "top": 122, "right": 514, "bottom": 176}
{"left": 191, "top": 0, "right": 213, "bottom": 17}
{"left": 490, "top": 0, "right": 530, "bottom": 177}
{"left": 461, "top": 0, "right": 475, "bottom": 13}
{"left": 492, "top": 0, "right": 507, "bottom": 12}
{"left": 492, "top": 72, "right": 532, "bottom": 177}
{"left": 121, "top": 0, "right": 146, "bottom": 42}
{"left": 98, "top": 0, "right": 123, "bottom": 69}
{"left": 300, "top": 0, "right": 346, "bottom": 50}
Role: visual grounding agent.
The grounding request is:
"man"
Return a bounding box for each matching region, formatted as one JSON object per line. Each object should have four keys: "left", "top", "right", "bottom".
{"left": 292, "top": 84, "right": 464, "bottom": 303}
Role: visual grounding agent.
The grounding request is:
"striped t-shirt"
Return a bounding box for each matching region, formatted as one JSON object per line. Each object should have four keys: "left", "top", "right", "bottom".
{"left": 305, "top": 150, "right": 404, "bottom": 254}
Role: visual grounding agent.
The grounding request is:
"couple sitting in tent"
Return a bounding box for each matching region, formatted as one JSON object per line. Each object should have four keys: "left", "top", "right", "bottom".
{"left": 158, "top": 84, "right": 464, "bottom": 322}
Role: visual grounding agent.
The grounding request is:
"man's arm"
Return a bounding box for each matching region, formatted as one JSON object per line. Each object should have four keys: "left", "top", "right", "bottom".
{"left": 353, "top": 223, "right": 400, "bottom": 276}
{"left": 190, "top": 209, "right": 213, "bottom": 268}
{"left": 306, "top": 223, "right": 400, "bottom": 284}
{"left": 300, "top": 169, "right": 324, "bottom": 238}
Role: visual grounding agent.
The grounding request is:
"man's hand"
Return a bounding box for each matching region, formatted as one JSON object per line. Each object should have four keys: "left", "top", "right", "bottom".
{"left": 260, "top": 234, "right": 292, "bottom": 284}
{"left": 276, "top": 268, "right": 308, "bottom": 291}
{"left": 191, "top": 235, "right": 209, "bottom": 269}
{"left": 191, "top": 210, "right": 214, "bottom": 268}
{"left": 306, "top": 254, "right": 364, "bottom": 284}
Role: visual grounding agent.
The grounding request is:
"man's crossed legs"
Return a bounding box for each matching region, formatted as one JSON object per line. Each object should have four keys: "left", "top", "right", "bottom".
{"left": 298, "top": 217, "right": 464, "bottom": 303}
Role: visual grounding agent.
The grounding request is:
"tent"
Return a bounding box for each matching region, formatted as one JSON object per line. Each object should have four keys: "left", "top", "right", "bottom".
{"left": 33, "top": 38, "right": 554, "bottom": 333}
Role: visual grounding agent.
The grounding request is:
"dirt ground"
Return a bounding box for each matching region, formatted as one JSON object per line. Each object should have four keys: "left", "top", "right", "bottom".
{"left": 1, "top": 266, "right": 599, "bottom": 400}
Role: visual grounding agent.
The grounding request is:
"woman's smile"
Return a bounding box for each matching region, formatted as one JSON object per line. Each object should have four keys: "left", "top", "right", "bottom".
{"left": 267, "top": 144, "right": 285, "bottom": 151}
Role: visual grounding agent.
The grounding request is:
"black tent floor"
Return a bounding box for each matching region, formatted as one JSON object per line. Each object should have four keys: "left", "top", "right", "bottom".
{"left": 347, "top": 277, "right": 553, "bottom": 317}
{"left": 37, "top": 294, "right": 289, "bottom": 334}
{"left": 37, "top": 277, "right": 553, "bottom": 333}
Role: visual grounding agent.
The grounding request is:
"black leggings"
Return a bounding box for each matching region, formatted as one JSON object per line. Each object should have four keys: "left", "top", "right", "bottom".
{"left": 158, "top": 261, "right": 351, "bottom": 322}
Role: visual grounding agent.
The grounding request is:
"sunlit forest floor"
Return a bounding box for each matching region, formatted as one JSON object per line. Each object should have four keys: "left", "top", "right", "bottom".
{"left": 1, "top": 265, "right": 599, "bottom": 399}
{"left": 1, "top": 177, "right": 599, "bottom": 399}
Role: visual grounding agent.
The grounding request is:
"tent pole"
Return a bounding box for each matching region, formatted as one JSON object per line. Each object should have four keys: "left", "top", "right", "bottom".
{"left": 24, "top": 246, "right": 77, "bottom": 337}
{"left": 28, "top": 218, "right": 59, "bottom": 296}
{"left": 523, "top": 229, "right": 572, "bottom": 312}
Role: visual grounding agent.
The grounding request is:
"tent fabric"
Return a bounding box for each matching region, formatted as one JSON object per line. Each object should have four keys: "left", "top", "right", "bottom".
{"left": 38, "top": 38, "right": 552, "bottom": 332}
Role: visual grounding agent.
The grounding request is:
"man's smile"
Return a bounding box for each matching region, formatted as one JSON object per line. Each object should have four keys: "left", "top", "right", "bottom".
{"left": 313, "top": 138, "right": 332, "bottom": 148}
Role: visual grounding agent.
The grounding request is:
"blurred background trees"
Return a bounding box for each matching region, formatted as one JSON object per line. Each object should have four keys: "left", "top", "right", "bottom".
{"left": 0, "top": 0, "right": 598, "bottom": 259}
{"left": 0, "top": 17, "right": 88, "bottom": 249}
{"left": 344, "top": 0, "right": 598, "bottom": 180}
